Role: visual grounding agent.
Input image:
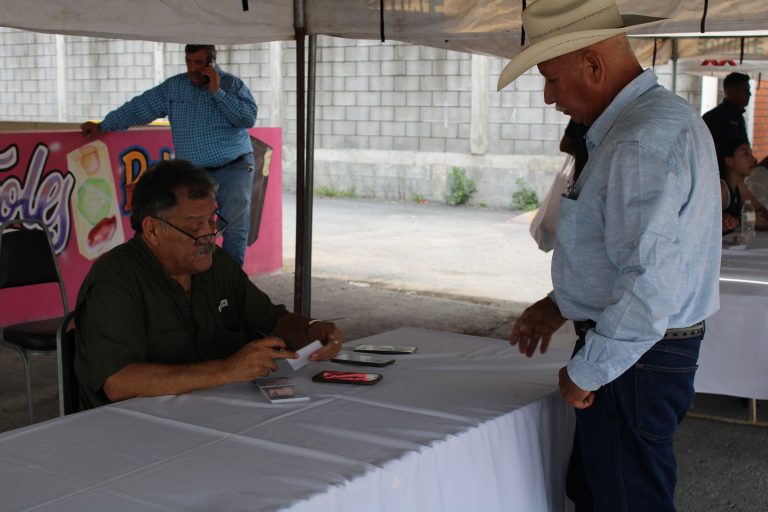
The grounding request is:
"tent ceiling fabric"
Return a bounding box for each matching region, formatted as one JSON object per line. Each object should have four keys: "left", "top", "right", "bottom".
{"left": 1, "top": 0, "right": 767, "bottom": 59}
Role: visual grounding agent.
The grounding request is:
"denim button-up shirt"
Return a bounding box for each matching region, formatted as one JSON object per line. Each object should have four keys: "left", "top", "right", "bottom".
{"left": 101, "top": 66, "right": 257, "bottom": 168}
{"left": 552, "top": 69, "right": 721, "bottom": 391}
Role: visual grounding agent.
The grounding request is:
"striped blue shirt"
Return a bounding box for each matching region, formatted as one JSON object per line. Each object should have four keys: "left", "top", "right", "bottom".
{"left": 100, "top": 66, "right": 257, "bottom": 168}
{"left": 552, "top": 69, "right": 721, "bottom": 391}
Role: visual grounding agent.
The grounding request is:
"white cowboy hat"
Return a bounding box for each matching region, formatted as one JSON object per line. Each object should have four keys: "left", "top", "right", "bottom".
{"left": 497, "top": 0, "right": 666, "bottom": 91}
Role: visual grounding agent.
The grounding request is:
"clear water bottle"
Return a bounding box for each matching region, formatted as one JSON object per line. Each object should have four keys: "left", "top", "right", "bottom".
{"left": 741, "top": 200, "right": 756, "bottom": 243}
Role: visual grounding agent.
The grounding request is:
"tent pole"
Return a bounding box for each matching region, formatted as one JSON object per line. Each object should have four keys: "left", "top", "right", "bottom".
{"left": 293, "top": 0, "right": 311, "bottom": 316}
{"left": 671, "top": 39, "right": 678, "bottom": 95}
{"left": 303, "top": 33, "right": 317, "bottom": 312}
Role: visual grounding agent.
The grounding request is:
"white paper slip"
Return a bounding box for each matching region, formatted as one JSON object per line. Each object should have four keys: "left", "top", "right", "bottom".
{"left": 288, "top": 339, "right": 324, "bottom": 370}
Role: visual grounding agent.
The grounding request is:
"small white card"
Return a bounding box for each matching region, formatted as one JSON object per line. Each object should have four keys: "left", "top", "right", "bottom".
{"left": 288, "top": 339, "right": 323, "bottom": 370}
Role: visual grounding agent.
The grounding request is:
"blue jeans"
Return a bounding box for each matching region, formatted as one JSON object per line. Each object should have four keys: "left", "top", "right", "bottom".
{"left": 566, "top": 334, "right": 701, "bottom": 512}
{"left": 207, "top": 153, "right": 254, "bottom": 266}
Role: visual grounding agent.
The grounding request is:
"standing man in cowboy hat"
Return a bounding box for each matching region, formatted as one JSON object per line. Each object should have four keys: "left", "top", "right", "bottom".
{"left": 501, "top": 0, "right": 721, "bottom": 510}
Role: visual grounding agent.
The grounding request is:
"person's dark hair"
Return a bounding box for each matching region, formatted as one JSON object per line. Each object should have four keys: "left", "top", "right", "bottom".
{"left": 130, "top": 160, "right": 216, "bottom": 232}
{"left": 184, "top": 44, "right": 217, "bottom": 63}
{"left": 716, "top": 135, "right": 750, "bottom": 179}
{"left": 563, "top": 120, "right": 589, "bottom": 180}
{"left": 723, "top": 72, "right": 750, "bottom": 90}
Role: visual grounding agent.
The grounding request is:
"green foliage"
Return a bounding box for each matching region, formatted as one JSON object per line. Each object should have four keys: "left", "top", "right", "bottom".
{"left": 314, "top": 185, "right": 357, "bottom": 198}
{"left": 445, "top": 166, "right": 477, "bottom": 206}
{"left": 412, "top": 193, "right": 427, "bottom": 204}
{"left": 510, "top": 177, "right": 539, "bottom": 212}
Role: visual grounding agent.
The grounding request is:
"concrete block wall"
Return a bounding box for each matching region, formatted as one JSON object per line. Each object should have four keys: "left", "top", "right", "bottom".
{"left": 0, "top": 28, "right": 703, "bottom": 208}
{"left": 0, "top": 31, "right": 58, "bottom": 119}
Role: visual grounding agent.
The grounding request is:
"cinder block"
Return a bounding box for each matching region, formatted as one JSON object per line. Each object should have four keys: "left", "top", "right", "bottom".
{"left": 345, "top": 46, "right": 370, "bottom": 62}
{"left": 345, "top": 106, "right": 370, "bottom": 121}
{"left": 370, "top": 106, "right": 394, "bottom": 121}
{"left": 431, "top": 123, "right": 458, "bottom": 138}
{"left": 369, "top": 136, "right": 394, "bottom": 150}
{"left": 530, "top": 124, "right": 561, "bottom": 141}
{"left": 433, "top": 91, "right": 459, "bottom": 107}
{"left": 406, "top": 122, "right": 431, "bottom": 137}
{"left": 332, "top": 62, "right": 356, "bottom": 77}
{"left": 333, "top": 121, "right": 355, "bottom": 135}
{"left": 406, "top": 60, "right": 432, "bottom": 76}
{"left": 381, "top": 92, "right": 407, "bottom": 106}
{"left": 406, "top": 91, "right": 432, "bottom": 106}
{"left": 500, "top": 123, "right": 531, "bottom": 140}
{"left": 343, "top": 135, "right": 369, "bottom": 149}
{"left": 394, "top": 75, "right": 419, "bottom": 91}
{"left": 369, "top": 45, "right": 394, "bottom": 61}
{"left": 356, "top": 61, "right": 381, "bottom": 76}
{"left": 393, "top": 45, "right": 420, "bottom": 61}
{"left": 356, "top": 91, "right": 380, "bottom": 106}
{"left": 369, "top": 77, "right": 394, "bottom": 91}
{"left": 393, "top": 136, "right": 419, "bottom": 151}
{"left": 433, "top": 60, "right": 459, "bottom": 75}
{"left": 381, "top": 122, "right": 406, "bottom": 136}
{"left": 381, "top": 61, "right": 406, "bottom": 76}
{"left": 345, "top": 76, "right": 369, "bottom": 91}
{"left": 332, "top": 91, "right": 356, "bottom": 106}
{"left": 419, "top": 76, "right": 446, "bottom": 91}
{"left": 323, "top": 105, "right": 346, "bottom": 120}
{"left": 395, "top": 106, "right": 421, "bottom": 122}
{"left": 514, "top": 139, "right": 545, "bottom": 154}
{"left": 357, "top": 121, "right": 381, "bottom": 136}
{"left": 446, "top": 75, "right": 470, "bottom": 91}
{"left": 501, "top": 91, "right": 531, "bottom": 108}
{"left": 419, "top": 137, "right": 445, "bottom": 152}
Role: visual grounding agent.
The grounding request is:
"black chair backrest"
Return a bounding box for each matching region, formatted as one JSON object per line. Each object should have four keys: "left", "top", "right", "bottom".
{"left": 0, "top": 220, "right": 61, "bottom": 289}
{"left": 57, "top": 311, "right": 79, "bottom": 415}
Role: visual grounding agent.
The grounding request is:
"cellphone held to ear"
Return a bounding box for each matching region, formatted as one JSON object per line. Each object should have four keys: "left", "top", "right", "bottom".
{"left": 203, "top": 57, "right": 214, "bottom": 84}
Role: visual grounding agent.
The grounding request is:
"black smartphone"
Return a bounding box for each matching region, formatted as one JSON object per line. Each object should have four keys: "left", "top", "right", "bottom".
{"left": 332, "top": 353, "right": 395, "bottom": 367}
{"left": 312, "top": 370, "right": 383, "bottom": 385}
{"left": 354, "top": 344, "right": 417, "bottom": 355}
{"left": 203, "top": 57, "right": 214, "bottom": 84}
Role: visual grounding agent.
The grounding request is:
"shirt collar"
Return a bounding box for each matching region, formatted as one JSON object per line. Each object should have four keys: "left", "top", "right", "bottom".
{"left": 722, "top": 98, "right": 746, "bottom": 114}
{"left": 585, "top": 68, "right": 659, "bottom": 150}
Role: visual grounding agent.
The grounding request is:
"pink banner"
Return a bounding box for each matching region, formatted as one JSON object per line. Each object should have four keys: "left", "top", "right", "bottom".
{"left": 0, "top": 127, "right": 282, "bottom": 324}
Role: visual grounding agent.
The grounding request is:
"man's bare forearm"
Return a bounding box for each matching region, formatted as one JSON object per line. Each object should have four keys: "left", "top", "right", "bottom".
{"left": 103, "top": 360, "right": 234, "bottom": 402}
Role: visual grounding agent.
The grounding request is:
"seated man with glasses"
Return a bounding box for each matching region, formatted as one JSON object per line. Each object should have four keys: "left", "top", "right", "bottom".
{"left": 74, "top": 159, "right": 342, "bottom": 411}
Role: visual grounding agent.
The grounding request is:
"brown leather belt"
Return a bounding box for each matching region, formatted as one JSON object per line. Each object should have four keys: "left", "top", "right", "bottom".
{"left": 573, "top": 320, "right": 705, "bottom": 340}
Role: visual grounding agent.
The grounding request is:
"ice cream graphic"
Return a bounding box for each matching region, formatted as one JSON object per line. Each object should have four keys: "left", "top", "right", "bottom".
{"left": 68, "top": 140, "right": 124, "bottom": 260}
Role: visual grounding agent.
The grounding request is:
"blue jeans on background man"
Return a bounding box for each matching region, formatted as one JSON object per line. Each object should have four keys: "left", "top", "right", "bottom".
{"left": 566, "top": 333, "right": 702, "bottom": 512}
{"left": 208, "top": 152, "right": 254, "bottom": 266}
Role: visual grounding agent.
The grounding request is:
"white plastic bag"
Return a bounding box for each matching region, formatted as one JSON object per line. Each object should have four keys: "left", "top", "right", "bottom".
{"left": 529, "top": 155, "right": 575, "bottom": 252}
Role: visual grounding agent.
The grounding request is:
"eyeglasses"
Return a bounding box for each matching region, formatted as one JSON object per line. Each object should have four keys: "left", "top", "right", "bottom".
{"left": 153, "top": 210, "right": 229, "bottom": 246}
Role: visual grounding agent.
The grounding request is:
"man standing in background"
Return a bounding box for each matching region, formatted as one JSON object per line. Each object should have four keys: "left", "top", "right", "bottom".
{"left": 703, "top": 71, "right": 751, "bottom": 148}
{"left": 82, "top": 44, "right": 257, "bottom": 266}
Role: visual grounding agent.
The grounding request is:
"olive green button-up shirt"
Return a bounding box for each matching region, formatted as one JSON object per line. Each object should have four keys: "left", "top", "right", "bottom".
{"left": 74, "top": 236, "right": 285, "bottom": 410}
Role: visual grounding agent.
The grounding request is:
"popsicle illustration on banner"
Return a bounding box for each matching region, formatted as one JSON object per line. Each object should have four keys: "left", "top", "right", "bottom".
{"left": 67, "top": 140, "right": 125, "bottom": 260}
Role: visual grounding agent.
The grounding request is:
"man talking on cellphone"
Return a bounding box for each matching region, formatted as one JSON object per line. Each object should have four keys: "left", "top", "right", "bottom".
{"left": 81, "top": 44, "right": 257, "bottom": 266}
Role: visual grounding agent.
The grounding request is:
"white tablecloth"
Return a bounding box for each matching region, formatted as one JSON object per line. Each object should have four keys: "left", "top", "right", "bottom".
{"left": 0, "top": 327, "right": 576, "bottom": 512}
{"left": 695, "top": 233, "right": 768, "bottom": 399}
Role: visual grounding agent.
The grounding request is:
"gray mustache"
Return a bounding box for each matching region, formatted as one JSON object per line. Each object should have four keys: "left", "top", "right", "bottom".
{"left": 195, "top": 243, "right": 216, "bottom": 256}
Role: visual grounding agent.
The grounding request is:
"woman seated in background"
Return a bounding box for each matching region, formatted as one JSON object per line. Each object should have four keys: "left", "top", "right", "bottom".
{"left": 745, "top": 155, "right": 768, "bottom": 208}
{"left": 718, "top": 136, "right": 768, "bottom": 234}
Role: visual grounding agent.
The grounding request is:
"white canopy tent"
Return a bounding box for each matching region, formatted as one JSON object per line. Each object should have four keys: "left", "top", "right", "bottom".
{"left": 2, "top": 0, "right": 768, "bottom": 314}
{"left": 2, "top": 1, "right": 768, "bottom": 58}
